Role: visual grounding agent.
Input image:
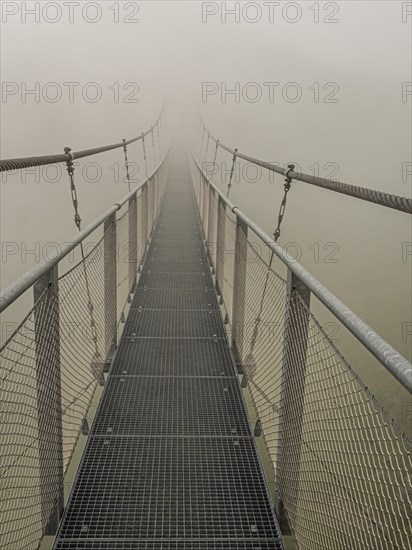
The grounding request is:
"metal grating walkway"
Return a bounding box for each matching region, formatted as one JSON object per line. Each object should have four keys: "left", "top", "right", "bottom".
{"left": 54, "top": 160, "right": 283, "bottom": 549}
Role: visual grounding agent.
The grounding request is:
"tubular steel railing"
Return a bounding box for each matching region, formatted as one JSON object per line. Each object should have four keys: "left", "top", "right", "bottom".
{"left": 190, "top": 151, "right": 412, "bottom": 550}
{"left": 0, "top": 116, "right": 169, "bottom": 549}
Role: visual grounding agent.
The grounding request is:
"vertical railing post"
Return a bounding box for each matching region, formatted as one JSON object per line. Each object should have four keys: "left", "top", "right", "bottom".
{"left": 104, "top": 213, "right": 117, "bottom": 362}
{"left": 163, "top": 162, "right": 166, "bottom": 197}
{"left": 275, "top": 269, "right": 311, "bottom": 534}
{"left": 207, "top": 186, "right": 215, "bottom": 266}
{"left": 128, "top": 192, "right": 138, "bottom": 294}
{"left": 34, "top": 265, "right": 64, "bottom": 535}
{"left": 199, "top": 173, "right": 204, "bottom": 215}
{"left": 157, "top": 169, "right": 161, "bottom": 209}
{"left": 194, "top": 167, "right": 198, "bottom": 204}
{"left": 154, "top": 172, "right": 159, "bottom": 216}
{"left": 141, "top": 181, "right": 148, "bottom": 260}
{"left": 161, "top": 161, "right": 167, "bottom": 203}
{"left": 152, "top": 174, "right": 157, "bottom": 223}
{"left": 152, "top": 173, "right": 156, "bottom": 221}
{"left": 231, "top": 217, "right": 248, "bottom": 360}
{"left": 216, "top": 195, "right": 226, "bottom": 301}
{"left": 202, "top": 177, "right": 209, "bottom": 238}
{"left": 148, "top": 178, "right": 154, "bottom": 237}
{"left": 157, "top": 168, "right": 161, "bottom": 204}
{"left": 160, "top": 165, "right": 164, "bottom": 208}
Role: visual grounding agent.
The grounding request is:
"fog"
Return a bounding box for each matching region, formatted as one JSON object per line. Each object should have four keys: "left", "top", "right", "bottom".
{"left": 1, "top": 1, "right": 411, "bottom": 430}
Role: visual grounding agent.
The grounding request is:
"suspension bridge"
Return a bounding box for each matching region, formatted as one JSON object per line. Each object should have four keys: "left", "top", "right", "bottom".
{"left": 0, "top": 109, "right": 411, "bottom": 550}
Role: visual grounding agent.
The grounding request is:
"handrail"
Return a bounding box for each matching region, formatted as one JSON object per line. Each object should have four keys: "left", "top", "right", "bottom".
{"left": 0, "top": 105, "right": 164, "bottom": 172}
{"left": 192, "top": 151, "right": 412, "bottom": 393}
{"left": 0, "top": 147, "right": 169, "bottom": 313}
{"left": 198, "top": 116, "right": 412, "bottom": 214}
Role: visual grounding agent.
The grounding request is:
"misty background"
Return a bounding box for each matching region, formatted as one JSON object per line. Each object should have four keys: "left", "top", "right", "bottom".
{"left": 1, "top": 0, "right": 411, "bottom": 430}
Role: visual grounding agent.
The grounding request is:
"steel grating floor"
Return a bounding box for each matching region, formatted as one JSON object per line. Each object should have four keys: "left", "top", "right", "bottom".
{"left": 54, "top": 162, "right": 283, "bottom": 549}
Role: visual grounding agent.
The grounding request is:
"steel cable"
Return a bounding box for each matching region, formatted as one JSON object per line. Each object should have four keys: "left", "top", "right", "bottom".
{"left": 199, "top": 116, "right": 412, "bottom": 214}
{"left": 0, "top": 105, "right": 164, "bottom": 173}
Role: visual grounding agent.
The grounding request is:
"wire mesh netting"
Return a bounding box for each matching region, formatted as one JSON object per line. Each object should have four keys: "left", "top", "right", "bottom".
{"left": 192, "top": 163, "right": 412, "bottom": 550}
{"left": 0, "top": 227, "right": 118, "bottom": 548}
{"left": 0, "top": 162, "right": 166, "bottom": 548}
{"left": 1, "top": 289, "right": 59, "bottom": 549}
{"left": 60, "top": 235, "right": 111, "bottom": 450}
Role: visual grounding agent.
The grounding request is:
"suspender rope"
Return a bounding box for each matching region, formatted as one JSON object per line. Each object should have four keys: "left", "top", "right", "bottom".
{"left": 205, "top": 131, "right": 210, "bottom": 161}
{"left": 226, "top": 148, "right": 238, "bottom": 198}
{"left": 122, "top": 139, "right": 132, "bottom": 192}
{"left": 196, "top": 120, "right": 202, "bottom": 154}
{"left": 151, "top": 126, "right": 156, "bottom": 166}
{"left": 142, "top": 132, "right": 148, "bottom": 178}
{"left": 212, "top": 139, "right": 219, "bottom": 168}
{"left": 199, "top": 124, "right": 205, "bottom": 158}
{"left": 247, "top": 164, "right": 295, "bottom": 360}
{"left": 64, "top": 147, "right": 103, "bottom": 384}
{"left": 156, "top": 121, "right": 162, "bottom": 157}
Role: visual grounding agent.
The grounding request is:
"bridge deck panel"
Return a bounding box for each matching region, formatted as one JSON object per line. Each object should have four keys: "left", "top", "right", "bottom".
{"left": 122, "top": 309, "right": 226, "bottom": 338}
{"left": 54, "top": 172, "right": 282, "bottom": 549}
{"left": 138, "top": 271, "right": 214, "bottom": 289}
{"left": 132, "top": 287, "right": 219, "bottom": 311}
{"left": 91, "top": 376, "right": 251, "bottom": 437}
{"left": 110, "top": 337, "right": 235, "bottom": 377}
{"left": 55, "top": 542, "right": 281, "bottom": 549}
{"left": 56, "top": 437, "right": 279, "bottom": 542}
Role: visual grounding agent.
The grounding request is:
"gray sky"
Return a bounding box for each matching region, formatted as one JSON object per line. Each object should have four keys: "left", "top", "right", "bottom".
{"left": 1, "top": 1, "right": 411, "bottom": 172}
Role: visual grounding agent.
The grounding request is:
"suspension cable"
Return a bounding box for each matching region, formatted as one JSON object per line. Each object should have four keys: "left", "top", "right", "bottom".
{"left": 198, "top": 114, "right": 412, "bottom": 214}
{"left": 0, "top": 107, "right": 164, "bottom": 173}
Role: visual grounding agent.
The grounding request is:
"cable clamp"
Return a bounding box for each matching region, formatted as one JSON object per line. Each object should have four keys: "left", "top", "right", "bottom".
{"left": 283, "top": 163, "right": 295, "bottom": 184}
{"left": 64, "top": 147, "right": 74, "bottom": 161}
